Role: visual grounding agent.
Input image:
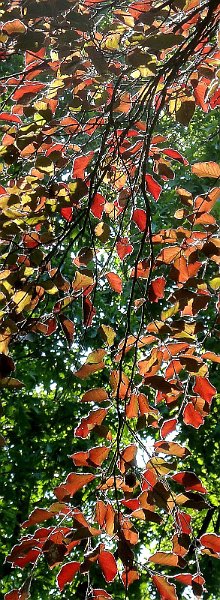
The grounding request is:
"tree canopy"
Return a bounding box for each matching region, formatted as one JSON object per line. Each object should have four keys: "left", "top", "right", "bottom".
{"left": 0, "top": 1, "right": 220, "bottom": 599}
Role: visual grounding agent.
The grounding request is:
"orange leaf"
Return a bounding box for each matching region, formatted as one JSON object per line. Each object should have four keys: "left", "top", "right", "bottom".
{"left": 106, "top": 272, "right": 122, "bottom": 293}
{"left": 110, "top": 370, "right": 130, "bottom": 399}
{"left": 192, "top": 161, "right": 220, "bottom": 178}
{"left": 152, "top": 574, "right": 178, "bottom": 600}
{"left": 183, "top": 402, "right": 204, "bottom": 428}
{"left": 157, "top": 246, "right": 181, "bottom": 264}
{"left": 202, "top": 351, "right": 220, "bottom": 363}
{"left": 54, "top": 473, "right": 95, "bottom": 501}
{"left": 22, "top": 508, "right": 53, "bottom": 528}
{"left": 121, "top": 569, "right": 139, "bottom": 587}
{"left": 149, "top": 552, "right": 185, "bottom": 568}
{"left": 82, "top": 388, "right": 108, "bottom": 403}
{"left": 155, "top": 441, "right": 190, "bottom": 458}
{"left": 149, "top": 277, "right": 166, "bottom": 302}
{"left": 3, "top": 19, "right": 27, "bottom": 35}
{"left": 160, "top": 419, "right": 177, "bottom": 438}
{"left": 89, "top": 446, "right": 110, "bottom": 466}
{"left": 72, "top": 151, "right": 94, "bottom": 179}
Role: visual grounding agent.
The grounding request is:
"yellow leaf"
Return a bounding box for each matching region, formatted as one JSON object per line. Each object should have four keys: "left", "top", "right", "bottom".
{"left": 35, "top": 157, "right": 54, "bottom": 175}
{"left": 209, "top": 277, "right": 220, "bottom": 290}
{"left": 12, "top": 291, "right": 32, "bottom": 313}
{"left": 100, "top": 324, "right": 116, "bottom": 347}
{"left": 72, "top": 271, "right": 93, "bottom": 292}
{"left": 103, "top": 33, "right": 121, "bottom": 50}
{"left": 161, "top": 303, "right": 179, "bottom": 321}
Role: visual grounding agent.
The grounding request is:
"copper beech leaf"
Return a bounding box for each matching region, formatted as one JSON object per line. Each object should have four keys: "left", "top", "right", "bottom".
{"left": 183, "top": 402, "right": 204, "bottom": 428}
{"left": 116, "top": 237, "right": 133, "bottom": 260}
{"left": 92, "top": 591, "right": 112, "bottom": 599}
{"left": 98, "top": 551, "right": 117, "bottom": 582}
{"left": 192, "top": 161, "right": 220, "bottom": 178}
{"left": 145, "top": 174, "right": 162, "bottom": 201}
{"left": 172, "top": 472, "right": 207, "bottom": 494}
{"left": 132, "top": 209, "right": 148, "bottom": 232}
{"left": 149, "top": 277, "right": 166, "bottom": 302}
{"left": 105, "top": 272, "right": 122, "bottom": 293}
{"left": 54, "top": 473, "right": 95, "bottom": 501}
{"left": 57, "top": 562, "right": 80, "bottom": 591}
{"left": 193, "top": 376, "right": 216, "bottom": 403}
{"left": 152, "top": 574, "right": 178, "bottom": 600}
{"left": 200, "top": 534, "right": 220, "bottom": 554}
{"left": 149, "top": 552, "right": 186, "bottom": 568}
{"left": 81, "top": 388, "right": 108, "bottom": 403}
{"left": 154, "top": 441, "right": 190, "bottom": 458}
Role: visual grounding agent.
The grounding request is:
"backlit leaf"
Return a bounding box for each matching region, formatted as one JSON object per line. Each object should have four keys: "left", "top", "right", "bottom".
{"left": 152, "top": 574, "right": 178, "bottom": 600}
{"left": 98, "top": 551, "right": 117, "bottom": 582}
{"left": 105, "top": 272, "right": 122, "bottom": 293}
{"left": 57, "top": 562, "right": 80, "bottom": 591}
{"left": 192, "top": 162, "right": 220, "bottom": 178}
{"left": 145, "top": 174, "right": 162, "bottom": 201}
{"left": 132, "top": 209, "right": 147, "bottom": 232}
{"left": 155, "top": 441, "right": 190, "bottom": 458}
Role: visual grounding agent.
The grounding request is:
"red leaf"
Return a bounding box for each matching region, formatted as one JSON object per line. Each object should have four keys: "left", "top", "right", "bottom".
{"left": 23, "top": 233, "right": 40, "bottom": 248}
{"left": 175, "top": 511, "right": 192, "bottom": 535}
{"left": 0, "top": 112, "right": 22, "bottom": 124}
{"left": 172, "top": 472, "right": 207, "bottom": 493}
{"left": 183, "top": 402, "right": 204, "bottom": 428}
{"left": 92, "top": 591, "right": 112, "bottom": 599}
{"left": 160, "top": 418, "right": 177, "bottom": 438}
{"left": 12, "top": 83, "right": 45, "bottom": 102}
{"left": 106, "top": 272, "right": 122, "bottom": 293}
{"left": 152, "top": 574, "right": 177, "bottom": 600}
{"left": 59, "top": 315, "right": 74, "bottom": 346}
{"left": 5, "top": 592, "right": 19, "bottom": 600}
{"left": 174, "top": 573, "right": 192, "bottom": 585}
{"left": 0, "top": 185, "right": 7, "bottom": 195}
{"left": 74, "top": 408, "right": 107, "bottom": 438}
{"left": 132, "top": 209, "right": 147, "bottom": 232}
{"left": 200, "top": 534, "right": 220, "bottom": 553}
{"left": 145, "top": 174, "right": 162, "bottom": 201}
{"left": 91, "top": 193, "right": 105, "bottom": 219}
{"left": 162, "top": 148, "right": 188, "bottom": 165}
{"left": 98, "top": 551, "right": 117, "bottom": 582}
{"left": 149, "top": 277, "right": 166, "bottom": 302}
{"left": 83, "top": 296, "right": 96, "bottom": 327}
{"left": 57, "top": 562, "right": 80, "bottom": 591}
{"left": 194, "top": 81, "right": 209, "bottom": 112}
{"left": 193, "top": 376, "right": 216, "bottom": 403}
{"left": 72, "top": 152, "right": 94, "bottom": 179}
{"left": 116, "top": 237, "right": 133, "bottom": 260}
{"left": 61, "top": 207, "right": 73, "bottom": 222}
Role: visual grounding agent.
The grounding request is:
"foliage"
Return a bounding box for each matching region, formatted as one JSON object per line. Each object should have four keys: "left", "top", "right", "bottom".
{"left": 0, "top": 1, "right": 220, "bottom": 599}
